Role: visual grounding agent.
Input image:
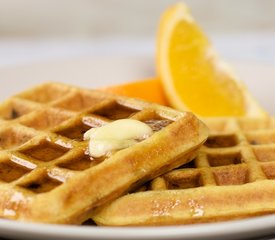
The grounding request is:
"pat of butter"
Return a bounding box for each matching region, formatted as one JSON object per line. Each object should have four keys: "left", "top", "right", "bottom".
{"left": 84, "top": 119, "right": 153, "bottom": 158}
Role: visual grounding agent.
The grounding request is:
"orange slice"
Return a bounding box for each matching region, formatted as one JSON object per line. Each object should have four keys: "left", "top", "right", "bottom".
{"left": 157, "top": 3, "right": 266, "bottom": 117}
{"left": 101, "top": 78, "right": 169, "bottom": 106}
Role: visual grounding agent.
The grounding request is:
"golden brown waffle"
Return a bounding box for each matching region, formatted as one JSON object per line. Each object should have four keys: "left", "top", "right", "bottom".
{"left": 0, "top": 82, "right": 208, "bottom": 224}
{"left": 92, "top": 117, "right": 275, "bottom": 226}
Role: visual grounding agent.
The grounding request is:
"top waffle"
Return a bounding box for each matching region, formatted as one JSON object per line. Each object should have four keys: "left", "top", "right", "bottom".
{"left": 0, "top": 82, "right": 208, "bottom": 224}
{"left": 92, "top": 117, "right": 275, "bottom": 226}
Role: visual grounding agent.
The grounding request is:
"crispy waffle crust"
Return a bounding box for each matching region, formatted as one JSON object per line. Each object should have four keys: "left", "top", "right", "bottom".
{"left": 0, "top": 82, "right": 208, "bottom": 224}
{"left": 92, "top": 117, "right": 275, "bottom": 226}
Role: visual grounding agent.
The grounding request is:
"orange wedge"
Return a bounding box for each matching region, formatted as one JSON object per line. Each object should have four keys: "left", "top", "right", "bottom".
{"left": 157, "top": 3, "right": 266, "bottom": 117}
{"left": 101, "top": 78, "right": 169, "bottom": 106}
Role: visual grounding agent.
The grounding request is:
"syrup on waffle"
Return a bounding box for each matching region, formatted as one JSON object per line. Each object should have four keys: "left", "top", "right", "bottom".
{"left": 0, "top": 82, "right": 208, "bottom": 224}
{"left": 92, "top": 117, "right": 275, "bottom": 226}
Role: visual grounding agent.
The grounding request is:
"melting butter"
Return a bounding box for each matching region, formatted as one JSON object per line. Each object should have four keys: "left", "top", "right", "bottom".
{"left": 84, "top": 119, "right": 153, "bottom": 158}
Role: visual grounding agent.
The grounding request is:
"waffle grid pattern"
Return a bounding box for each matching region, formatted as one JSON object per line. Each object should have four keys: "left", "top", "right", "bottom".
{"left": 0, "top": 82, "right": 179, "bottom": 195}
{"left": 147, "top": 117, "right": 275, "bottom": 191}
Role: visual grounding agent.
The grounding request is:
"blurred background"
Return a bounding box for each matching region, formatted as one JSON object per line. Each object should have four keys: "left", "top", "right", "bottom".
{"left": 0, "top": 0, "right": 274, "bottom": 102}
{"left": 1, "top": 0, "right": 275, "bottom": 37}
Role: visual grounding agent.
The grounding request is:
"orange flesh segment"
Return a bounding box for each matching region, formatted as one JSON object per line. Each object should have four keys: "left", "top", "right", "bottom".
{"left": 169, "top": 20, "right": 246, "bottom": 116}
{"left": 101, "top": 79, "right": 169, "bottom": 106}
{"left": 169, "top": 21, "right": 245, "bottom": 116}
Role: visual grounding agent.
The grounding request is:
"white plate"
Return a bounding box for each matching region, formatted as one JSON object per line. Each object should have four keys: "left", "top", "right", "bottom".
{"left": 1, "top": 215, "right": 275, "bottom": 240}
{"left": 0, "top": 57, "right": 275, "bottom": 240}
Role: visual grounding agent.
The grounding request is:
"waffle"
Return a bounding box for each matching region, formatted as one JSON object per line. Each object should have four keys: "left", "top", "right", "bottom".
{"left": 0, "top": 82, "right": 208, "bottom": 224}
{"left": 92, "top": 117, "right": 275, "bottom": 226}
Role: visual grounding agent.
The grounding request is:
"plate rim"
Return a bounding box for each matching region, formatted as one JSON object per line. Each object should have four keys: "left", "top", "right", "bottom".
{"left": 1, "top": 214, "right": 275, "bottom": 240}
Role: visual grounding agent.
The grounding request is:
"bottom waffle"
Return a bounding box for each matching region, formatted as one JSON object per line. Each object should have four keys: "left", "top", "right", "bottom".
{"left": 92, "top": 117, "right": 275, "bottom": 226}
